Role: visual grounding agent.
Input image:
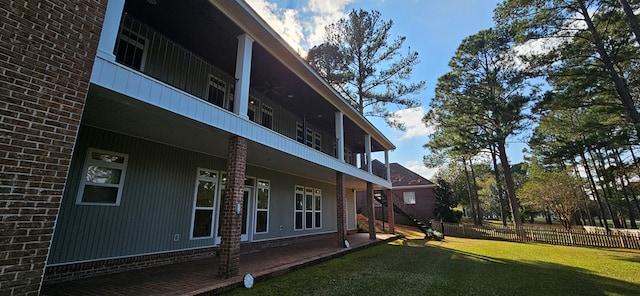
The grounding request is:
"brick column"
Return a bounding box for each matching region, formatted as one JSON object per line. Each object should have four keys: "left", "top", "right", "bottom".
{"left": 366, "top": 182, "right": 376, "bottom": 240}
{"left": 0, "top": 1, "right": 106, "bottom": 295}
{"left": 335, "top": 172, "right": 346, "bottom": 247}
{"left": 386, "top": 189, "right": 395, "bottom": 234}
{"left": 218, "top": 136, "right": 247, "bottom": 278}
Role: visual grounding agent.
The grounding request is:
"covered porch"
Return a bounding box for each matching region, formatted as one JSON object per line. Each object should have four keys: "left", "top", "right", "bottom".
{"left": 41, "top": 233, "right": 400, "bottom": 295}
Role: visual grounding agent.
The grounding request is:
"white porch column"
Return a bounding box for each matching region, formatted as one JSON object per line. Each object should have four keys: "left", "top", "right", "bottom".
{"left": 233, "top": 34, "right": 254, "bottom": 119}
{"left": 335, "top": 112, "right": 345, "bottom": 162}
{"left": 97, "top": 0, "right": 125, "bottom": 59}
{"left": 365, "top": 134, "right": 372, "bottom": 173}
{"left": 385, "top": 150, "right": 391, "bottom": 181}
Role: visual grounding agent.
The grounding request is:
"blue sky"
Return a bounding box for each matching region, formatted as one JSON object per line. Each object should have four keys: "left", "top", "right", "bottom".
{"left": 247, "top": 0, "right": 528, "bottom": 179}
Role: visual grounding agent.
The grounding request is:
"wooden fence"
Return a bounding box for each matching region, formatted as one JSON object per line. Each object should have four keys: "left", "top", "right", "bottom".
{"left": 432, "top": 222, "right": 640, "bottom": 250}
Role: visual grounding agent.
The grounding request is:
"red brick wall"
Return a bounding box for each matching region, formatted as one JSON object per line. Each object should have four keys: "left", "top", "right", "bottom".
{"left": 217, "top": 136, "right": 247, "bottom": 278}
{"left": 0, "top": 1, "right": 106, "bottom": 295}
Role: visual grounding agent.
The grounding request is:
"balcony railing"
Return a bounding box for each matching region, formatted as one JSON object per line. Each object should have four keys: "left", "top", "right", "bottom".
{"left": 113, "top": 14, "right": 386, "bottom": 179}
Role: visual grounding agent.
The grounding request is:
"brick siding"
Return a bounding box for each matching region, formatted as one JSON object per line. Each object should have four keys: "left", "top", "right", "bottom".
{"left": 217, "top": 136, "right": 247, "bottom": 278}
{"left": 0, "top": 1, "right": 106, "bottom": 295}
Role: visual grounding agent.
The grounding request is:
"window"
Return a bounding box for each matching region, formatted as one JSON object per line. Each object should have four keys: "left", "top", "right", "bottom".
{"left": 76, "top": 148, "right": 128, "bottom": 205}
{"left": 191, "top": 169, "right": 218, "bottom": 238}
{"left": 116, "top": 27, "right": 147, "bottom": 70}
{"left": 314, "top": 189, "right": 322, "bottom": 228}
{"left": 248, "top": 97, "right": 258, "bottom": 122}
{"left": 207, "top": 75, "right": 226, "bottom": 108}
{"left": 255, "top": 180, "right": 270, "bottom": 233}
{"left": 294, "top": 185, "right": 322, "bottom": 230}
{"left": 403, "top": 191, "right": 416, "bottom": 205}
{"left": 296, "top": 122, "right": 322, "bottom": 151}
{"left": 296, "top": 123, "right": 305, "bottom": 144}
{"left": 261, "top": 104, "right": 273, "bottom": 129}
{"left": 305, "top": 188, "right": 313, "bottom": 229}
{"left": 294, "top": 186, "right": 304, "bottom": 230}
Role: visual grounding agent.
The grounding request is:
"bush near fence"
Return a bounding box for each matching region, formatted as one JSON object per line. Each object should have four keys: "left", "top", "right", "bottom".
{"left": 431, "top": 222, "right": 640, "bottom": 249}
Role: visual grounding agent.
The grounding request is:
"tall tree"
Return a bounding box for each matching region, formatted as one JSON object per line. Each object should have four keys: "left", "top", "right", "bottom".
{"left": 433, "top": 178, "right": 461, "bottom": 223}
{"left": 425, "top": 28, "right": 537, "bottom": 228}
{"left": 495, "top": 0, "right": 640, "bottom": 138}
{"left": 306, "top": 9, "right": 425, "bottom": 128}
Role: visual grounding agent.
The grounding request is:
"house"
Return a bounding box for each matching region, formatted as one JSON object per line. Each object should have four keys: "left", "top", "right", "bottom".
{"left": 357, "top": 161, "right": 436, "bottom": 228}
{"left": 1, "top": 1, "right": 395, "bottom": 294}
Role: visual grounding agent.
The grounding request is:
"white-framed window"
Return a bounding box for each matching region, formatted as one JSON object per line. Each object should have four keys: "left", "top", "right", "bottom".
{"left": 76, "top": 148, "right": 128, "bottom": 206}
{"left": 191, "top": 168, "right": 218, "bottom": 239}
{"left": 255, "top": 179, "right": 270, "bottom": 233}
{"left": 403, "top": 191, "right": 416, "bottom": 205}
{"left": 296, "top": 123, "right": 305, "bottom": 144}
{"left": 297, "top": 122, "right": 322, "bottom": 151}
{"left": 305, "top": 187, "right": 314, "bottom": 229}
{"left": 294, "top": 186, "right": 322, "bottom": 230}
{"left": 116, "top": 27, "right": 147, "bottom": 70}
{"left": 294, "top": 186, "right": 304, "bottom": 230}
{"left": 314, "top": 188, "right": 322, "bottom": 228}
{"left": 207, "top": 75, "right": 226, "bottom": 109}
{"left": 261, "top": 104, "right": 273, "bottom": 129}
{"left": 248, "top": 97, "right": 259, "bottom": 122}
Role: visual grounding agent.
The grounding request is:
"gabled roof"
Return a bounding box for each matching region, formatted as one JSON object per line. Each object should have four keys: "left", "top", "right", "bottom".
{"left": 372, "top": 160, "right": 434, "bottom": 187}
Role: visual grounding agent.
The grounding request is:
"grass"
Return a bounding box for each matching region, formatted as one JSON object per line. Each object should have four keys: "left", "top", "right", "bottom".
{"left": 222, "top": 236, "right": 640, "bottom": 296}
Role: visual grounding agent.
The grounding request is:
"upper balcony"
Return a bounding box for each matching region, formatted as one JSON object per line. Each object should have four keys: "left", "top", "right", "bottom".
{"left": 86, "top": 0, "right": 393, "bottom": 185}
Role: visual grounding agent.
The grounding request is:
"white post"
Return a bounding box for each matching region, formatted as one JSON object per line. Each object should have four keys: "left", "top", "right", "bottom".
{"left": 335, "top": 112, "right": 345, "bottom": 162}
{"left": 233, "top": 34, "right": 254, "bottom": 119}
{"left": 97, "top": 0, "right": 126, "bottom": 59}
{"left": 385, "top": 150, "right": 391, "bottom": 181}
{"left": 365, "top": 135, "right": 372, "bottom": 173}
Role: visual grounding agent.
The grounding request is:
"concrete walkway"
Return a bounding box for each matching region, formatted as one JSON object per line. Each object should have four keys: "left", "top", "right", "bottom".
{"left": 41, "top": 233, "right": 400, "bottom": 295}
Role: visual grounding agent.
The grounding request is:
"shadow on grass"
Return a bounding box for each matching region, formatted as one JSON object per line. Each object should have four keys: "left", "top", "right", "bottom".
{"left": 224, "top": 238, "right": 640, "bottom": 296}
{"left": 393, "top": 238, "right": 640, "bottom": 296}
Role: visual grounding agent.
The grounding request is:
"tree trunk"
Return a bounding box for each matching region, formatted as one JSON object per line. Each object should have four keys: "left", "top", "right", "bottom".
{"left": 462, "top": 158, "right": 478, "bottom": 225}
{"left": 590, "top": 149, "right": 621, "bottom": 228}
{"left": 469, "top": 158, "right": 483, "bottom": 226}
{"left": 618, "top": 0, "right": 640, "bottom": 48}
{"left": 614, "top": 150, "right": 638, "bottom": 229}
{"left": 497, "top": 140, "right": 522, "bottom": 227}
{"left": 490, "top": 145, "right": 507, "bottom": 226}
{"left": 580, "top": 151, "right": 609, "bottom": 230}
{"left": 578, "top": 0, "right": 640, "bottom": 138}
{"left": 573, "top": 166, "right": 595, "bottom": 226}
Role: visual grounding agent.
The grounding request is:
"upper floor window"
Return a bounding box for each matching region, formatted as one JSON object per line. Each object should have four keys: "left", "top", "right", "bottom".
{"left": 116, "top": 27, "right": 147, "bottom": 70}
{"left": 207, "top": 75, "right": 227, "bottom": 109}
{"left": 248, "top": 97, "right": 259, "bottom": 122}
{"left": 261, "top": 105, "right": 273, "bottom": 129}
{"left": 76, "top": 148, "right": 128, "bottom": 206}
{"left": 296, "top": 122, "right": 322, "bottom": 151}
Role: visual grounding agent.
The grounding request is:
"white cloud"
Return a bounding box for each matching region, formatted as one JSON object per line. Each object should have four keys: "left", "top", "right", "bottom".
{"left": 304, "top": 0, "right": 354, "bottom": 47}
{"left": 403, "top": 160, "right": 437, "bottom": 180}
{"left": 246, "top": 0, "right": 305, "bottom": 53}
{"left": 246, "top": 0, "right": 353, "bottom": 54}
{"left": 394, "top": 107, "right": 433, "bottom": 141}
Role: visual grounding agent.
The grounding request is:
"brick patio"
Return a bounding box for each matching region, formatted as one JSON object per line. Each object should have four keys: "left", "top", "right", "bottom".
{"left": 41, "top": 233, "right": 399, "bottom": 295}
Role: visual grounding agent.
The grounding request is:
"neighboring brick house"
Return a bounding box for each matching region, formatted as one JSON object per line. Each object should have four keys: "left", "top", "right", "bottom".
{"left": 0, "top": 1, "right": 395, "bottom": 294}
{"left": 357, "top": 161, "right": 436, "bottom": 227}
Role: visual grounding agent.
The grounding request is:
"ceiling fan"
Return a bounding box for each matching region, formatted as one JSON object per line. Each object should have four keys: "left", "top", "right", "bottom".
{"left": 255, "top": 80, "right": 285, "bottom": 97}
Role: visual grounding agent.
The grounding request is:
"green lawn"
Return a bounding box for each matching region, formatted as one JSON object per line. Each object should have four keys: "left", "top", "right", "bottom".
{"left": 223, "top": 237, "right": 640, "bottom": 296}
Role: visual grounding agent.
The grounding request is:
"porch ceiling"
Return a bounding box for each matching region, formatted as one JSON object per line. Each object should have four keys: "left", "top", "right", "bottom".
{"left": 83, "top": 85, "right": 375, "bottom": 191}
{"left": 121, "top": 0, "right": 390, "bottom": 153}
